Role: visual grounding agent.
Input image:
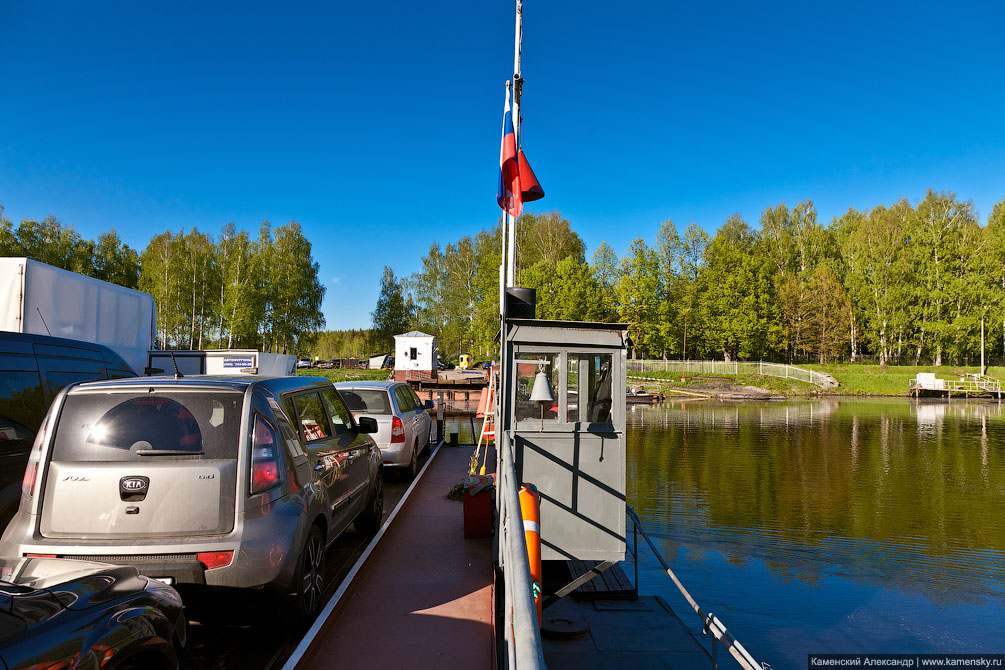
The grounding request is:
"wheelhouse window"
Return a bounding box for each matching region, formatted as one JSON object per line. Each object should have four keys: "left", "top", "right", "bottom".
{"left": 514, "top": 354, "right": 558, "bottom": 423}
{"left": 567, "top": 354, "right": 613, "bottom": 424}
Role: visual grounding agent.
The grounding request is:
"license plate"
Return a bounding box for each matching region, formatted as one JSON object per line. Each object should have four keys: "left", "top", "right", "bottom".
{"left": 152, "top": 577, "right": 174, "bottom": 585}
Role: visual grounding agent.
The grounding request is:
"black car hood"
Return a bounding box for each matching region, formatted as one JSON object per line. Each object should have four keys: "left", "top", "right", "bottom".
{"left": 0, "top": 557, "right": 149, "bottom": 612}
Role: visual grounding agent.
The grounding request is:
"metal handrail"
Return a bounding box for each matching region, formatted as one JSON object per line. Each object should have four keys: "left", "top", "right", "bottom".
{"left": 626, "top": 506, "right": 765, "bottom": 670}
{"left": 497, "top": 430, "right": 547, "bottom": 669}
{"left": 627, "top": 359, "right": 833, "bottom": 388}
{"left": 910, "top": 376, "right": 1003, "bottom": 393}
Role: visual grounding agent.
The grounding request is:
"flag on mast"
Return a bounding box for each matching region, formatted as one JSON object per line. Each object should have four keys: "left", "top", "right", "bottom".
{"left": 497, "top": 85, "right": 522, "bottom": 218}
{"left": 518, "top": 150, "right": 544, "bottom": 202}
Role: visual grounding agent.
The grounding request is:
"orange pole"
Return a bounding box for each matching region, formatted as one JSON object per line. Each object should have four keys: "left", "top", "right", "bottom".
{"left": 519, "top": 483, "right": 542, "bottom": 624}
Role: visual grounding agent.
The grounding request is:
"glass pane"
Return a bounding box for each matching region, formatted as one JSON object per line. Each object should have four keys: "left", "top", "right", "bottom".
{"left": 515, "top": 354, "right": 558, "bottom": 422}
{"left": 253, "top": 414, "right": 277, "bottom": 450}
{"left": 0, "top": 371, "right": 45, "bottom": 441}
{"left": 293, "top": 392, "right": 332, "bottom": 442}
{"left": 586, "top": 354, "right": 614, "bottom": 423}
{"left": 46, "top": 371, "right": 105, "bottom": 398}
{"left": 53, "top": 391, "right": 244, "bottom": 461}
{"left": 567, "top": 356, "right": 581, "bottom": 422}
{"left": 400, "top": 386, "right": 416, "bottom": 412}
{"left": 340, "top": 389, "right": 391, "bottom": 414}
{"left": 321, "top": 388, "right": 351, "bottom": 429}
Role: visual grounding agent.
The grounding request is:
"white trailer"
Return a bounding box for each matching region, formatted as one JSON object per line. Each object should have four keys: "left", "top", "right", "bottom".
{"left": 0, "top": 257, "right": 156, "bottom": 375}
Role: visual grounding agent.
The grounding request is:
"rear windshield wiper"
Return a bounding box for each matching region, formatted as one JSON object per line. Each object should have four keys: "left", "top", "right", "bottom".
{"left": 135, "top": 449, "right": 205, "bottom": 456}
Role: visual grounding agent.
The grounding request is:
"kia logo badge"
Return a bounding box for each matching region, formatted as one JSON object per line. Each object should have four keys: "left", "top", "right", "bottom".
{"left": 122, "top": 478, "right": 146, "bottom": 491}
{"left": 119, "top": 476, "right": 150, "bottom": 501}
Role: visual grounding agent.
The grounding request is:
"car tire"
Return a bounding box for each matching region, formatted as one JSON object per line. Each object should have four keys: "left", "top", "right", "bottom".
{"left": 406, "top": 443, "right": 419, "bottom": 480}
{"left": 291, "top": 525, "right": 325, "bottom": 624}
{"left": 354, "top": 474, "right": 383, "bottom": 535}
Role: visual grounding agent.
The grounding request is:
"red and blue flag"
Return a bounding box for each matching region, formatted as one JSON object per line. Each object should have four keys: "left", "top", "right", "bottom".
{"left": 497, "top": 88, "right": 522, "bottom": 218}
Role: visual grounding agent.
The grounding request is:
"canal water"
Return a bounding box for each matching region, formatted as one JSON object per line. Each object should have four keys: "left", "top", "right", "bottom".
{"left": 627, "top": 398, "right": 1005, "bottom": 668}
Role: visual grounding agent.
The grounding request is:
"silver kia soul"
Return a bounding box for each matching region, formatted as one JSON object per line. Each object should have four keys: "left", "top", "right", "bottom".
{"left": 0, "top": 375, "right": 382, "bottom": 621}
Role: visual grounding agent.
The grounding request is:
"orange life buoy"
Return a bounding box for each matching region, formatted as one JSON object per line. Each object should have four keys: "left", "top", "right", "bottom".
{"left": 519, "top": 483, "right": 542, "bottom": 624}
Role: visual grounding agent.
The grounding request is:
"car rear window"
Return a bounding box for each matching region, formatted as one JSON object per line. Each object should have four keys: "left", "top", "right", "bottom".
{"left": 339, "top": 389, "right": 391, "bottom": 414}
{"left": 52, "top": 390, "right": 244, "bottom": 462}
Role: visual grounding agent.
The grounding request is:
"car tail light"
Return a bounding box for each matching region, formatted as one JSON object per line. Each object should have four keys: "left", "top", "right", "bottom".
{"left": 251, "top": 415, "right": 281, "bottom": 495}
{"left": 26, "top": 553, "right": 57, "bottom": 558}
{"left": 22, "top": 420, "right": 47, "bottom": 498}
{"left": 197, "top": 551, "right": 234, "bottom": 569}
{"left": 21, "top": 459, "right": 38, "bottom": 499}
{"left": 390, "top": 416, "right": 405, "bottom": 443}
{"left": 251, "top": 458, "right": 279, "bottom": 494}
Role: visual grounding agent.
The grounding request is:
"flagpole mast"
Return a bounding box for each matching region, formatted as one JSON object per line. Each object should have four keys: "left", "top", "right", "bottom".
{"left": 506, "top": 0, "right": 523, "bottom": 288}
{"left": 501, "top": 80, "right": 512, "bottom": 304}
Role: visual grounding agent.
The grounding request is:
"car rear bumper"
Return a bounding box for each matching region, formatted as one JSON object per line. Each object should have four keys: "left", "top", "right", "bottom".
{"left": 377, "top": 442, "right": 409, "bottom": 467}
{"left": 0, "top": 508, "right": 307, "bottom": 591}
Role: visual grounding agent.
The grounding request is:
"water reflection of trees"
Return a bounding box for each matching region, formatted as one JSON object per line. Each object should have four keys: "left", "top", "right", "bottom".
{"left": 627, "top": 400, "right": 1005, "bottom": 602}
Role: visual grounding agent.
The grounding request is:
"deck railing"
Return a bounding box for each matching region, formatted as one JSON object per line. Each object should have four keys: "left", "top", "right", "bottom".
{"left": 628, "top": 359, "right": 833, "bottom": 388}
{"left": 626, "top": 506, "right": 766, "bottom": 670}
{"left": 909, "top": 373, "right": 1003, "bottom": 395}
{"left": 496, "top": 430, "right": 547, "bottom": 669}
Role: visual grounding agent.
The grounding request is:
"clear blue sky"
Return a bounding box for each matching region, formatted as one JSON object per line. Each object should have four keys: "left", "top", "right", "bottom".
{"left": 2, "top": 1, "right": 1003, "bottom": 329}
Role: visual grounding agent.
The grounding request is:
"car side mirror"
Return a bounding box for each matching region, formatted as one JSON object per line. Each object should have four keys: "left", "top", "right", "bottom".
{"left": 423, "top": 400, "right": 434, "bottom": 410}
{"left": 356, "top": 416, "right": 378, "bottom": 433}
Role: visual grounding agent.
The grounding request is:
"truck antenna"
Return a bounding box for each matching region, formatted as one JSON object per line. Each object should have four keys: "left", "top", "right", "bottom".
{"left": 170, "top": 352, "right": 184, "bottom": 379}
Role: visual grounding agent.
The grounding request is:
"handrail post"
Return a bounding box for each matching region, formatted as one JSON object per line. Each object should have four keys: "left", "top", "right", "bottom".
{"left": 704, "top": 613, "right": 719, "bottom": 670}
{"left": 633, "top": 515, "right": 638, "bottom": 590}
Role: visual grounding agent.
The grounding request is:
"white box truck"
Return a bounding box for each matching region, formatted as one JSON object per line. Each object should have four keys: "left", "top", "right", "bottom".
{"left": 0, "top": 258, "right": 156, "bottom": 375}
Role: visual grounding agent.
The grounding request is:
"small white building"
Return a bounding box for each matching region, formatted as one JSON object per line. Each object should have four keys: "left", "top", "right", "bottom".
{"left": 394, "top": 331, "right": 438, "bottom": 381}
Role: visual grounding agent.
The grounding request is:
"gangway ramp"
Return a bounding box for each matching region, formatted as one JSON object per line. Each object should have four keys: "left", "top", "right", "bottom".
{"left": 283, "top": 444, "right": 494, "bottom": 670}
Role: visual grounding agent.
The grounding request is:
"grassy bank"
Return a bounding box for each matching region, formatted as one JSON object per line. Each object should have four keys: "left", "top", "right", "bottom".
{"left": 632, "top": 363, "right": 1005, "bottom": 397}
{"left": 803, "top": 363, "right": 1005, "bottom": 396}
{"left": 628, "top": 370, "right": 819, "bottom": 395}
{"left": 296, "top": 368, "right": 391, "bottom": 383}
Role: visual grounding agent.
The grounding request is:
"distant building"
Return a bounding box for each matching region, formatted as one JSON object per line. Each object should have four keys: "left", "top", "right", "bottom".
{"left": 394, "top": 331, "right": 438, "bottom": 382}
{"left": 368, "top": 353, "right": 390, "bottom": 369}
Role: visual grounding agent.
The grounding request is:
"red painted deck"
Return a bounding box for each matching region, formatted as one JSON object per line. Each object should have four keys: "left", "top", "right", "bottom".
{"left": 292, "top": 445, "right": 495, "bottom": 670}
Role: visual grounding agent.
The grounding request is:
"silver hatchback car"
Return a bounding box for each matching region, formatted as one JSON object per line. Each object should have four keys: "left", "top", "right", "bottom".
{"left": 335, "top": 381, "right": 433, "bottom": 479}
{"left": 0, "top": 375, "right": 382, "bottom": 621}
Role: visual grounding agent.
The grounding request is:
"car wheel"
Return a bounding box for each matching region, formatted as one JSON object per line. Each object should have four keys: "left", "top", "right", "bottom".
{"left": 292, "top": 525, "right": 325, "bottom": 623}
{"left": 354, "top": 474, "right": 383, "bottom": 535}
{"left": 406, "top": 442, "right": 419, "bottom": 480}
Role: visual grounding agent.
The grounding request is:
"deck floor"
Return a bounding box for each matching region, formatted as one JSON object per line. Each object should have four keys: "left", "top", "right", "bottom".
{"left": 542, "top": 595, "right": 713, "bottom": 670}
{"left": 291, "top": 444, "right": 494, "bottom": 670}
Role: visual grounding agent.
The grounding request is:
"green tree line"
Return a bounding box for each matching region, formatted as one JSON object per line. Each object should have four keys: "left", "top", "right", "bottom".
{"left": 385, "top": 191, "right": 1005, "bottom": 366}
{"left": 1, "top": 206, "right": 325, "bottom": 353}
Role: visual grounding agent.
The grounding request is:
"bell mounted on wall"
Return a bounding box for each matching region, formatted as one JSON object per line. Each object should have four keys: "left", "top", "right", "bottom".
{"left": 529, "top": 370, "right": 554, "bottom": 403}
{"left": 529, "top": 367, "right": 554, "bottom": 431}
